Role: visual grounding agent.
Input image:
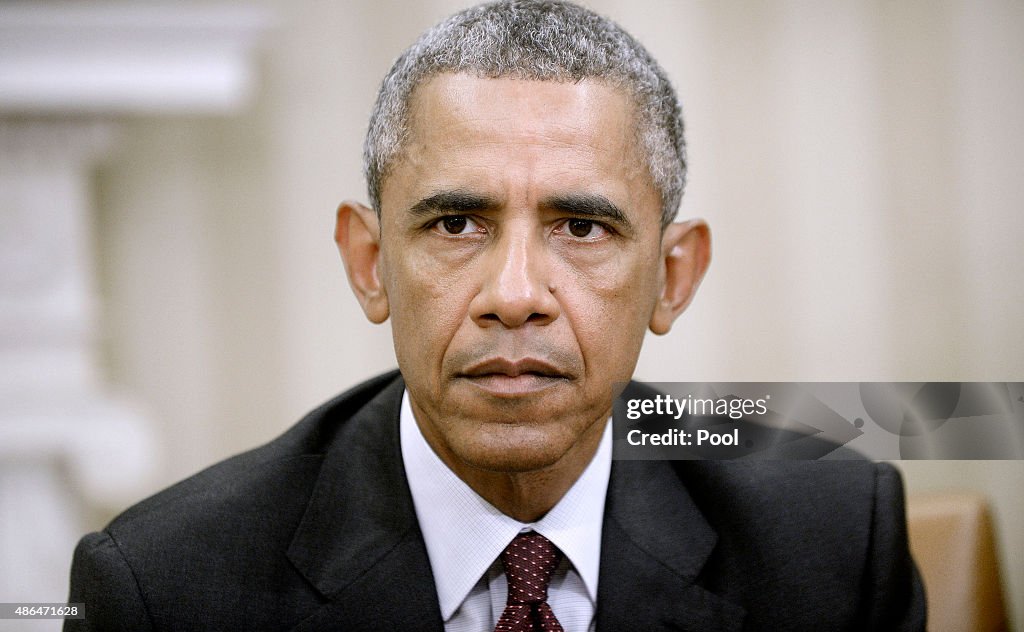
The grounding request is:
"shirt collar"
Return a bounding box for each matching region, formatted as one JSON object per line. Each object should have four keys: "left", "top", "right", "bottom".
{"left": 400, "top": 389, "right": 612, "bottom": 621}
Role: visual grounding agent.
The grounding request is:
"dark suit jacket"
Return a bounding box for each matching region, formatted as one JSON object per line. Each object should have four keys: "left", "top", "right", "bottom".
{"left": 67, "top": 371, "right": 925, "bottom": 631}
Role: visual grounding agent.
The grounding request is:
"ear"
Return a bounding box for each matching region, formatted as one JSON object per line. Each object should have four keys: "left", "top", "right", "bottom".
{"left": 335, "top": 201, "right": 389, "bottom": 323}
{"left": 649, "top": 219, "right": 711, "bottom": 335}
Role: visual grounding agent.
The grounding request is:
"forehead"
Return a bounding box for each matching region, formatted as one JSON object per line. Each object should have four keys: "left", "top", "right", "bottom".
{"left": 409, "top": 72, "right": 635, "bottom": 132}
{"left": 383, "top": 73, "right": 656, "bottom": 214}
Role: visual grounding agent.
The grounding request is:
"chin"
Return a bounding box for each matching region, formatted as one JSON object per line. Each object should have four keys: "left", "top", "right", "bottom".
{"left": 456, "top": 424, "right": 574, "bottom": 474}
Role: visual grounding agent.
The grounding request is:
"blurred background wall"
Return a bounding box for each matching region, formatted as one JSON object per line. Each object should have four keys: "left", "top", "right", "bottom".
{"left": 1, "top": 0, "right": 1021, "bottom": 629}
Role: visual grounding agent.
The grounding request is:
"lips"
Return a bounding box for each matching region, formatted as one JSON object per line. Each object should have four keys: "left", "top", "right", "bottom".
{"left": 457, "top": 357, "right": 571, "bottom": 396}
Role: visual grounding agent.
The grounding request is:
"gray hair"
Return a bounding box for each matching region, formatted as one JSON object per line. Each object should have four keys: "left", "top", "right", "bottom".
{"left": 363, "top": 0, "right": 686, "bottom": 227}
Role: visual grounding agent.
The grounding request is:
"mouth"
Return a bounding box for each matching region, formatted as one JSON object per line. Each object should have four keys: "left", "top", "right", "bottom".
{"left": 456, "top": 357, "right": 572, "bottom": 396}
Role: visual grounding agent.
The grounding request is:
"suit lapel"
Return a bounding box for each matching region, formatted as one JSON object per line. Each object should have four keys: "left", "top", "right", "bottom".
{"left": 284, "top": 375, "right": 743, "bottom": 630}
{"left": 596, "top": 412, "right": 746, "bottom": 630}
{"left": 286, "top": 375, "right": 445, "bottom": 631}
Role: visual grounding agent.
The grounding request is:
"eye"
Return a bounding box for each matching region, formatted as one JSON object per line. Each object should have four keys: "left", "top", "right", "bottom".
{"left": 561, "top": 218, "right": 610, "bottom": 239}
{"left": 434, "top": 215, "right": 483, "bottom": 235}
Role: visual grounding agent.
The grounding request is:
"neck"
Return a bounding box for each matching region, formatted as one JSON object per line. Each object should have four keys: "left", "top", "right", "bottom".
{"left": 455, "top": 458, "right": 594, "bottom": 522}
{"left": 413, "top": 407, "right": 608, "bottom": 522}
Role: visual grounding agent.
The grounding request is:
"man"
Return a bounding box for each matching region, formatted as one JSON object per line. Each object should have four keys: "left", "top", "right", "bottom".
{"left": 67, "top": 1, "right": 925, "bottom": 630}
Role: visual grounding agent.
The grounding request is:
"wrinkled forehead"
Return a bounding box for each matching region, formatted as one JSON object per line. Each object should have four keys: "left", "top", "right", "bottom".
{"left": 379, "top": 74, "right": 657, "bottom": 213}
{"left": 391, "top": 73, "right": 651, "bottom": 189}
{"left": 412, "top": 74, "right": 636, "bottom": 141}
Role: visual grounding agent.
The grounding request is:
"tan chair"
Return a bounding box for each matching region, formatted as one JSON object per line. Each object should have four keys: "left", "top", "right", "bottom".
{"left": 906, "top": 492, "right": 1008, "bottom": 632}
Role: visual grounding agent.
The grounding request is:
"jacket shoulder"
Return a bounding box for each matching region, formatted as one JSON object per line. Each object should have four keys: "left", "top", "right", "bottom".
{"left": 109, "top": 369, "right": 401, "bottom": 533}
{"left": 678, "top": 459, "right": 893, "bottom": 551}
{"left": 677, "top": 460, "right": 924, "bottom": 630}
{"left": 67, "top": 371, "right": 404, "bottom": 631}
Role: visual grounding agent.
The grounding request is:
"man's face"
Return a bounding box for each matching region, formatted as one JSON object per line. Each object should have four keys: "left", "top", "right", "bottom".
{"left": 376, "top": 74, "right": 670, "bottom": 474}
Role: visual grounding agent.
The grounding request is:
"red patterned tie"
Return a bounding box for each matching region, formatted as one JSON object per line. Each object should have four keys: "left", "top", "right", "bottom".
{"left": 494, "top": 532, "right": 565, "bottom": 632}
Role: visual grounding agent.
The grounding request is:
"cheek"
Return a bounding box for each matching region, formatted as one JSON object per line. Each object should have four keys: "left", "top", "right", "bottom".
{"left": 556, "top": 248, "right": 660, "bottom": 374}
{"left": 383, "top": 247, "right": 477, "bottom": 377}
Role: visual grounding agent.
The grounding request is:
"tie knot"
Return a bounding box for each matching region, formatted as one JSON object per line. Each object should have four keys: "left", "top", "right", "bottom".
{"left": 500, "top": 532, "right": 562, "bottom": 605}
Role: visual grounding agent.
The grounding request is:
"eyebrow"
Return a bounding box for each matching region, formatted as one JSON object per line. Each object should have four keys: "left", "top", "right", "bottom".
{"left": 543, "top": 193, "right": 634, "bottom": 233}
{"left": 408, "top": 190, "right": 499, "bottom": 217}
{"left": 407, "top": 189, "right": 635, "bottom": 235}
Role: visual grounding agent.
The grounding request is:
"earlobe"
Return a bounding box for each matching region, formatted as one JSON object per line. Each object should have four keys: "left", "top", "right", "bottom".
{"left": 649, "top": 219, "right": 711, "bottom": 335}
{"left": 335, "top": 201, "right": 390, "bottom": 323}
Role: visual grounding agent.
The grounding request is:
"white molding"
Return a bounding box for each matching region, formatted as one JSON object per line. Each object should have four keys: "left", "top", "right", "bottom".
{"left": 0, "top": 3, "right": 273, "bottom": 603}
{"left": 0, "top": 3, "right": 273, "bottom": 114}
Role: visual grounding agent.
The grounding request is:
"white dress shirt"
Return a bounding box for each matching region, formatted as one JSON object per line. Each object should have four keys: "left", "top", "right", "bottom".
{"left": 400, "top": 390, "right": 612, "bottom": 632}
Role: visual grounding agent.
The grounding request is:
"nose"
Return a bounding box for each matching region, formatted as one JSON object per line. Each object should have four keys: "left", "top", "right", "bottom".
{"left": 469, "top": 224, "right": 560, "bottom": 328}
